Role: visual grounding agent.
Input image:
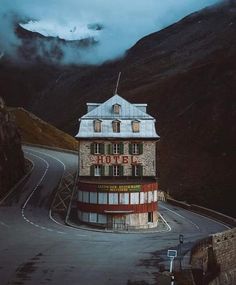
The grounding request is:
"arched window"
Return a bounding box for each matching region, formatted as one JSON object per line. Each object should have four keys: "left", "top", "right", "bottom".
{"left": 112, "top": 120, "right": 121, "bottom": 133}
{"left": 93, "top": 119, "right": 102, "bottom": 132}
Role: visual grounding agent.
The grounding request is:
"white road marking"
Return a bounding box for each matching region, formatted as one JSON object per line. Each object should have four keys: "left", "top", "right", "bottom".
{"left": 158, "top": 213, "right": 171, "bottom": 232}
{"left": 160, "top": 204, "right": 200, "bottom": 230}
{"left": 0, "top": 221, "right": 9, "bottom": 227}
{"left": 22, "top": 151, "right": 66, "bottom": 234}
{"left": 23, "top": 148, "right": 87, "bottom": 237}
{"left": 49, "top": 209, "right": 66, "bottom": 226}
{"left": 184, "top": 209, "right": 231, "bottom": 230}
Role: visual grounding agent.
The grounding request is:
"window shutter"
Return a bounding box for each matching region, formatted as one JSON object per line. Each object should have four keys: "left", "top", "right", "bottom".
{"left": 119, "top": 142, "right": 124, "bottom": 154}
{"left": 107, "top": 144, "right": 112, "bottom": 155}
{"left": 139, "top": 143, "right": 143, "bottom": 155}
{"left": 139, "top": 165, "right": 143, "bottom": 176}
{"left": 120, "top": 165, "right": 124, "bottom": 176}
{"left": 101, "top": 165, "right": 105, "bottom": 176}
{"left": 100, "top": 143, "right": 105, "bottom": 154}
{"left": 132, "top": 165, "right": 135, "bottom": 177}
{"left": 90, "top": 165, "right": 95, "bottom": 176}
{"left": 109, "top": 165, "right": 113, "bottom": 176}
{"left": 129, "top": 143, "right": 132, "bottom": 155}
{"left": 91, "top": 143, "right": 95, "bottom": 154}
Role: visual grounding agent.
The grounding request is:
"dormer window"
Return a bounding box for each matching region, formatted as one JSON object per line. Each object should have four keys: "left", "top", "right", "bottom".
{"left": 113, "top": 104, "right": 121, "bottom": 114}
{"left": 112, "top": 120, "right": 121, "bottom": 133}
{"left": 132, "top": 120, "right": 140, "bottom": 133}
{"left": 93, "top": 119, "right": 102, "bottom": 132}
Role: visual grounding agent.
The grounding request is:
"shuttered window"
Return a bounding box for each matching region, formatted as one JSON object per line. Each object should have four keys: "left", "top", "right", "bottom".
{"left": 91, "top": 143, "right": 105, "bottom": 154}
{"left": 132, "top": 165, "right": 143, "bottom": 177}
{"left": 110, "top": 165, "right": 124, "bottom": 176}
{"left": 91, "top": 165, "right": 105, "bottom": 176}
{"left": 129, "top": 143, "right": 143, "bottom": 155}
{"left": 111, "top": 143, "right": 124, "bottom": 154}
{"left": 113, "top": 165, "right": 120, "bottom": 176}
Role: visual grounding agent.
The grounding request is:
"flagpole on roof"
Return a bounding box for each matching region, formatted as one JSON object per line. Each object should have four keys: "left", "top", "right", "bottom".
{"left": 114, "top": 72, "right": 121, "bottom": 95}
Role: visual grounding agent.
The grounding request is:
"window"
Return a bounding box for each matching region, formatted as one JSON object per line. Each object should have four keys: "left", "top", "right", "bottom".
{"left": 94, "top": 165, "right": 102, "bottom": 176}
{"left": 90, "top": 165, "right": 105, "bottom": 176}
{"left": 129, "top": 143, "right": 143, "bottom": 155}
{"left": 93, "top": 119, "right": 102, "bottom": 132}
{"left": 82, "top": 191, "right": 89, "bottom": 203}
{"left": 109, "top": 165, "right": 123, "bottom": 176}
{"left": 132, "top": 120, "right": 140, "bottom": 133}
{"left": 108, "top": 143, "right": 124, "bottom": 154}
{"left": 119, "top": 193, "right": 129, "bottom": 204}
{"left": 113, "top": 165, "right": 120, "bottom": 176}
{"left": 112, "top": 120, "right": 120, "bottom": 133}
{"left": 113, "top": 143, "right": 120, "bottom": 154}
{"left": 132, "top": 143, "right": 139, "bottom": 155}
{"left": 90, "top": 192, "right": 98, "bottom": 204}
{"left": 132, "top": 165, "right": 143, "bottom": 177}
{"left": 148, "top": 212, "right": 153, "bottom": 223}
{"left": 113, "top": 104, "right": 121, "bottom": 114}
{"left": 130, "top": 193, "right": 139, "bottom": 204}
{"left": 148, "top": 191, "right": 153, "bottom": 203}
{"left": 98, "top": 193, "right": 107, "bottom": 204}
{"left": 109, "top": 193, "right": 118, "bottom": 204}
{"left": 91, "top": 143, "right": 104, "bottom": 154}
{"left": 94, "top": 143, "right": 101, "bottom": 154}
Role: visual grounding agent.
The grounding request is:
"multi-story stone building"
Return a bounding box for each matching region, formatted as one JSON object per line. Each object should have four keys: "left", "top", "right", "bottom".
{"left": 76, "top": 94, "right": 160, "bottom": 229}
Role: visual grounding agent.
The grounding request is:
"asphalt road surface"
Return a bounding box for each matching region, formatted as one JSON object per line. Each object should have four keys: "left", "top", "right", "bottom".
{"left": 0, "top": 146, "right": 230, "bottom": 285}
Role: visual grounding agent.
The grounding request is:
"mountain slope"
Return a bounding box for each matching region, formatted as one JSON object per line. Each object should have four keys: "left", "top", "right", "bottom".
{"left": 1, "top": 0, "right": 235, "bottom": 216}
{"left": 9, "top": 108, "right": 78, "bottom": 151}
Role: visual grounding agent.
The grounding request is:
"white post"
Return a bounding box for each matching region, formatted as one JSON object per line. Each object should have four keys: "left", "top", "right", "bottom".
{"left": 170, "top": 258, "right": 174, "bottom": 285}
{"left": 169, "top": 258, "right": 173, "bottom": 273}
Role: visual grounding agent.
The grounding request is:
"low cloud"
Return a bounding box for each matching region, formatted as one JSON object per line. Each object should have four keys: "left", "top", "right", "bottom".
{"left": 0, "top": 0, "right": 220, "bottom": 65}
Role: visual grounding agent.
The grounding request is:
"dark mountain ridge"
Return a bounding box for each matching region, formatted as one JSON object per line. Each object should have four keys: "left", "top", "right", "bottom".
{"left": 0, "top": 0, "right": 235, "bottom": 216}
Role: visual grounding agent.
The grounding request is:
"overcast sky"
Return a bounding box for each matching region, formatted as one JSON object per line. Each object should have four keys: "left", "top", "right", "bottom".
{"left": 0, "top": 0, "right": 220, "bottom": 64}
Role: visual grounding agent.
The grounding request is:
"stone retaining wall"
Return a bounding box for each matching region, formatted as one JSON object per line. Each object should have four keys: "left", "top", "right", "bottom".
{"left": 190, "top": 228, "right": 236, "bottom": 285}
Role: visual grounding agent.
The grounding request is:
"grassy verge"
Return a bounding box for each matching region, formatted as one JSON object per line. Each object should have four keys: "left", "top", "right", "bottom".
{"left": 9, "top": 107, "right": 78, "bottom": 151}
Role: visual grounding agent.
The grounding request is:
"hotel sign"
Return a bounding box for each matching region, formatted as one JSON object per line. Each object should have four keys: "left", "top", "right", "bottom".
{"left": 95, "top": 155, "right": 139, "bottom": 165}
{"left": 97, "top": 184, "right": 141, "bottom": 192}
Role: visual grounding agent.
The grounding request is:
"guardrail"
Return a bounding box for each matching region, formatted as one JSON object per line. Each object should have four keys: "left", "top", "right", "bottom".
{"left": 166, "top": 197, "right": 236, "bottom": 227}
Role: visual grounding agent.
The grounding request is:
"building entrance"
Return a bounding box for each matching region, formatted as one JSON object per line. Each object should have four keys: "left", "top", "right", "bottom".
{"left": 107, "top": 215, "right": 127, "bottom": 230}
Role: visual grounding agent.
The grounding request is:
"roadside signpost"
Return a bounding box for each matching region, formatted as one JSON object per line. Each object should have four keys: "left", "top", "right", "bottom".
{"left": 167, "top": 249, "right": 177, "bottom": 285}
{"left": 179, "top": 234, "right": 184, "bottom": 271}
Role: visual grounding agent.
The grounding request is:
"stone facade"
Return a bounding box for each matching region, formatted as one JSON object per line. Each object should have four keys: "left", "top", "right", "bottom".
{"left": 79, "top": 140, "right": 156, "bottom": 177}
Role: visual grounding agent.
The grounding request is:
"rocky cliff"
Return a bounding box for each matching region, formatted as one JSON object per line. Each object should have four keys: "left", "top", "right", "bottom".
{"left": 0, "top": 98, "right": 26, "bottom": 199}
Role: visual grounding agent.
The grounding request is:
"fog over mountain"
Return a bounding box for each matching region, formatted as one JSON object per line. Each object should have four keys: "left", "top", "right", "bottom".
{"left": 0, "top": 0, "right": 220, "bottom": 64}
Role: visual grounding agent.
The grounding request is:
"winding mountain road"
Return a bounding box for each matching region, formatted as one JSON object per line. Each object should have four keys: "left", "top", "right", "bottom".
{"left": 0, "top": 146, "right": 230, "bottom": 285}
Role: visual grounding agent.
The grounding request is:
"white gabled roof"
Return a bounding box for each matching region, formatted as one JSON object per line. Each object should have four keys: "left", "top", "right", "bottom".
{"left": 81, "top": 94, "right": 153, "bottom": 120}
{"left": 76, "top": 94, "right": 159, "bottom": 139}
